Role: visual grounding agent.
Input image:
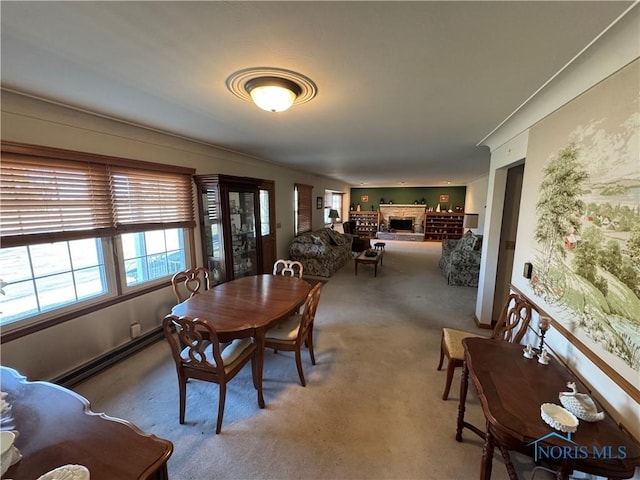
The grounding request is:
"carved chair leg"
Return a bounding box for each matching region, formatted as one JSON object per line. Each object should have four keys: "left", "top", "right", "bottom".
{"left": 178, "top": 375, "right": 187, "bottom": 424}
{"left": 216, "top": 382, "right": 227, "bottom": 434}
{"left": 295, "top": 348, "right": 306, "bottom": 387}
{"left": 307, "top": 331, "right": 316, "bottom": 365}
{"left": 442, "top": 359, "right": 457, "bottom": 400}
{"left": 437, "top": 333, "right": 446, "bottom": 371}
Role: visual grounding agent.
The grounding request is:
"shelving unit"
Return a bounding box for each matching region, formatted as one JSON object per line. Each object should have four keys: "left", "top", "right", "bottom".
{"left": 424, "top": 212, "right": 464, "bottom": 241}
{"left": 349, "top": 211, "right": 380, "bottom": 239}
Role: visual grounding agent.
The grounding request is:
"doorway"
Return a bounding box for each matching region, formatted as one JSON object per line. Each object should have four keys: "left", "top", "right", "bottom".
{"left": 492, "top": 163, "right": 524, "bottom": 322}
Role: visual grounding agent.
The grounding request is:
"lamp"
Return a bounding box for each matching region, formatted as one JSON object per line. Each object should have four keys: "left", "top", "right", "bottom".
{"left": 328, "top": 209, "right": 340, "bottom": 229}
{"left": 463, "top": 213, "right": 479, "bottom": 232}
{"left": 245, "top": 77, "right": 302, "bottom": 113}
{"left": 226, "top": 67, "right": 318, "bottom": 113}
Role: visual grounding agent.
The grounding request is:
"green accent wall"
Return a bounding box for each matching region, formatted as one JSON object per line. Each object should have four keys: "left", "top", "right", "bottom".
{"left": 350, "top": 186, "right": 466, "bottom": 211}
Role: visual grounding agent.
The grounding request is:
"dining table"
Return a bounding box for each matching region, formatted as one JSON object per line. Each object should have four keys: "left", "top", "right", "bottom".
{"left": 170, "top": 274, "right": 312, "bottom": 408}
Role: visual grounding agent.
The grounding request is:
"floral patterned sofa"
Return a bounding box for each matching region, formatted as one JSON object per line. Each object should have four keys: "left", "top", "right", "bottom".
{"left": 289, "top": 228, "right": 353, "bottom": 277}
{"left": 439, "top": 231, "right": 483, "bottom": 286}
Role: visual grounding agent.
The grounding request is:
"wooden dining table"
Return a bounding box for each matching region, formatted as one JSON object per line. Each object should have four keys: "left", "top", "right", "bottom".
{"left": 170, "top": 274, "right": 312, "bottom": 408}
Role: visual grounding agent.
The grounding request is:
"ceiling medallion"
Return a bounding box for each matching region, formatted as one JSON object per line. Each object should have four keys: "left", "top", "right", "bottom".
{"left": 226, "top": 67, "right": 318, "bottom": 112}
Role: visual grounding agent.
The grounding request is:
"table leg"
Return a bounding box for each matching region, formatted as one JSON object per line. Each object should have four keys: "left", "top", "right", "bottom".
{"left": 355, "top": 260, "right": 358, "bottom": 275}
{"left": 498, "top": 445, "right": 518, "bottom": 480}
{"left": 255, "top": 328, "right": 266, "bottom": 408}
{"left": 480, "top": 420, "right": 495, "bottom": 480}
{"left": 374, "top": 263, "right": 377, "bottom": 277}
{"left": 456, "top": 362, "right": 469, "bottom": 442}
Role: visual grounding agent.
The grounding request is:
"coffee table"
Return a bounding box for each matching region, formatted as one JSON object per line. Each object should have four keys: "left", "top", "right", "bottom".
{"left": 355, "top": 249, "right": 383, "bottom": 277}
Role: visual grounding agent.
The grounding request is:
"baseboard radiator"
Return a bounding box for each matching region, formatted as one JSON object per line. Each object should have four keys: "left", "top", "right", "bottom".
{"left": 52, "top": 327, "right": 165, "bottom": 388}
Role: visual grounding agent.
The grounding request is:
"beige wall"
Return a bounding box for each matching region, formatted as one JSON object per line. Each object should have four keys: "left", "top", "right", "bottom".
{"left": 478, "top": 5, "right": 640, "bottom": 438}
{"left": 0, "top": 91, "right": 350, "bottom": 380}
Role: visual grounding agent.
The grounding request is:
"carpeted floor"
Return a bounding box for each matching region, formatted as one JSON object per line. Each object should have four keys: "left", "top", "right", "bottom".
{"left": 74, "top": 240, "right": 542, "bottom": 480}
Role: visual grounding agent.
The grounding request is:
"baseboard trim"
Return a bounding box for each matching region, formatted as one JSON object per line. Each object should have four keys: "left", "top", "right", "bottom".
{"left": 53, "top": 327, "right": 164, "bottom": 388}
{"left": 474, "top": 314, "right": 493, "bottom": 330}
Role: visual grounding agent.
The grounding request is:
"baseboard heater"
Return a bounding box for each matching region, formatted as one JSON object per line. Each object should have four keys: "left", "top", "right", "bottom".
{"left": 52, "top": 327, "right": 164, "bottom": 388}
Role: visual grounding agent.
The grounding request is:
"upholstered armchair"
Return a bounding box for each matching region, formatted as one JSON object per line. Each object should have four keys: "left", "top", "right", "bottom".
{"left": 439, "top": 231, "right": 482, "bottom": 286}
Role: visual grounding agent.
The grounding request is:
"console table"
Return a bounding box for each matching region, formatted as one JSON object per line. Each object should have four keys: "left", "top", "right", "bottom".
{"left": 456, "top": 338, "right": 640, "bottom": 480}
{"left": 1, "top": 366, "right": 173, "bottom": 480}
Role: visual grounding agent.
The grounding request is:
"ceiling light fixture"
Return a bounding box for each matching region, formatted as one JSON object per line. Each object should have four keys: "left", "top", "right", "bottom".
{"left": 226, "top": 67, "right": 317, "bottom": 113}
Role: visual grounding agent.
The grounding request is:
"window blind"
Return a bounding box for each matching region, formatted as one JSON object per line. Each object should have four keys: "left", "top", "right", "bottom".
{"left": 295, "top": 183, "right": 313, "bottom": 235}
{"left": 110, "top": 165, "right": 195, "bottom": 233}
{"left": 1, "top": 144, "right": 195, "bottom": 247}
{"left": 0, "top": 155, "right": 115, "bottom": 247}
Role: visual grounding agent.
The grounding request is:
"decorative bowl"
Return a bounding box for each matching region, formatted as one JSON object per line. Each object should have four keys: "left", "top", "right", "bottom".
{"left": 0, "top": 431, "right": 16, "bottom": 476}
{"left": 540, "top": 403, "right": 579, "bottom": 433}
{"left": 37, "top": 464, "right": 90, "bottom": 480}
{"left": 559, "top": 393, "right": 605, "bottom": 422}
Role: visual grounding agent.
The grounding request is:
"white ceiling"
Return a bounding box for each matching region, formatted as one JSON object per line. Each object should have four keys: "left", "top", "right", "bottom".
{"left": 1, "top": 1, "right": 633, "bottom": 187}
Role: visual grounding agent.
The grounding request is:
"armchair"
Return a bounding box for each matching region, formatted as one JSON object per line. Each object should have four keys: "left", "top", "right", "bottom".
{"left": 439, "top": 231, "right": 482, "bottom": 286}
{"left": 343, "top": 221, "right": 370, "bottom": 253}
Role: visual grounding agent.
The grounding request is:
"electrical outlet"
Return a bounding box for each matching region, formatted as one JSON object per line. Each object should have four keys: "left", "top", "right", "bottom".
{"left": 130, "top": 322, "right": 141, "bottom": 339}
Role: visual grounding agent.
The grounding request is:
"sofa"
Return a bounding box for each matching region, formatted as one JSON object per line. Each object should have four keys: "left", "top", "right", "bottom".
{"left": 289, "top": 228, "right": 353, "bottom": 277}
{"left": 439, "top": 231, "right": 483, "bottom": 286}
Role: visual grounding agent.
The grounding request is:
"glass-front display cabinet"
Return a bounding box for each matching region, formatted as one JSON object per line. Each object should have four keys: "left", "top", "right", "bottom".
{"left": 194, "top": 174, "right": 264, "bottom": 285}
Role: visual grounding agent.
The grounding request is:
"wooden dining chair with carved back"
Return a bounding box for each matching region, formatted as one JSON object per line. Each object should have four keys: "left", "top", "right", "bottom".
{"left": 171, "top": 267, "right": 211, "bottom": 304}
{"left": 272, "top": 259, "right": 304, "bottom": 278}
{"left": 162, "top": 314, "right": 259, "bottom": 434}
{"left": 264, "top": 282, "right": 323, "bottom": 387}
{"left": 437, "top": 291, "right": 535, "bottom": 400}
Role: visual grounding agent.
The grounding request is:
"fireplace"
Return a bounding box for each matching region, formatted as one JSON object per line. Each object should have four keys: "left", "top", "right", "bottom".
{"left": 389, "top": 217, "right": 413, "bottom": 232}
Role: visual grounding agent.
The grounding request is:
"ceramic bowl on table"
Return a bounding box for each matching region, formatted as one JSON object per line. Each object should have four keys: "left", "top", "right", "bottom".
{"left": 37, "top": 464, "right": 90, "bottom": 480}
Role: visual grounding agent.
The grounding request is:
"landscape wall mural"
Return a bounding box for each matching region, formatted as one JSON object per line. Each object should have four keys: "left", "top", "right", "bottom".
{"left": 514, "top": 59, "right": 640, "bottom": 398}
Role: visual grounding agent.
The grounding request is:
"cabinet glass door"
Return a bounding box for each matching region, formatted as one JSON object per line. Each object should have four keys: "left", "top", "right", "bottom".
{"left": 228, "top": 191, "right": 259, "bottom": 278}
{"left": 202, "top": 190, "right": 224, "bottom": 285}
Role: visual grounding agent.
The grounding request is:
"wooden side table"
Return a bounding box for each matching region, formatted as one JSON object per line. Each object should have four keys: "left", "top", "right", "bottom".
{"left": 456, "top": 338, "right": 640, "bottom": 480}
{"left": 355, "top": 250, "right": 383, "bottom": 277}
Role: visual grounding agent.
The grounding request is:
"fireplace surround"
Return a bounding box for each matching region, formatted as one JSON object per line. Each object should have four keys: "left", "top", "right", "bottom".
{"left": 389, "top": 217, "right": 414, "bottom": 232}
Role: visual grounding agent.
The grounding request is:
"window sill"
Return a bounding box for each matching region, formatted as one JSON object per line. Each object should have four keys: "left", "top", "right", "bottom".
{"left": 0, "top": 281, "right": 171, "bottom": 344}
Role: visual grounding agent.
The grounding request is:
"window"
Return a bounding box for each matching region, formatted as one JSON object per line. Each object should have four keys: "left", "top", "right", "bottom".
{"left": 122, "top": 229, "right": 186, "bottom": 287}
{"left": 0, "top": 142, "right": 195, "bottom": 332}
{"left": 0, "top": 238, "right": 111, "bottom": 325}
{"left": 294, "top": 184, "right": 313, "bottom": 235}
{"left": 324, "top": 191, "right": 344, "bottom": 224}
{"left": 259, "top": 189, "right": 270, "bottom": 236}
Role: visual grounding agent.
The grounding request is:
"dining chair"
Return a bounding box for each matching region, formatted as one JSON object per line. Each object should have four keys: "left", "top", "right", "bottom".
{"left": 272, "top": 259, "right": 304, "bottom": 278}
{"left": 162, "top": 314, "right": 258, "bottom": 434}
{"left": 264, "top": 282, "right": 323, "bottom": 387}
{"left": 171, "top": 267, "right": 211, "bottom": 303}
{"left": 437, "top": 292, "right": 535, "bottom": 400}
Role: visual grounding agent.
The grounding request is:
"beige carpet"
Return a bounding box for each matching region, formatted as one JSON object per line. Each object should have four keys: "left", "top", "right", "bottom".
{"left": 74, "top": 241, "right": 542, "bottom": 480}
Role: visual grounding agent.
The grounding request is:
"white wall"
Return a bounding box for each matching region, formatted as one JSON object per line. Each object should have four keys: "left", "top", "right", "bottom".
{"left": 478, "top": 4, "right": 640, "bottom": 439}
{"left": 0, "top": 91, "right": 350, "bottom": 380}
{"left": 463, "top": 175, "right": 488, "bottom": 235}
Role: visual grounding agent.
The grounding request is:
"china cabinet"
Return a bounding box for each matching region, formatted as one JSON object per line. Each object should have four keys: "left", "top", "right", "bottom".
{"left": 194, "top": 174, "right": 264, "bottom": 284}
